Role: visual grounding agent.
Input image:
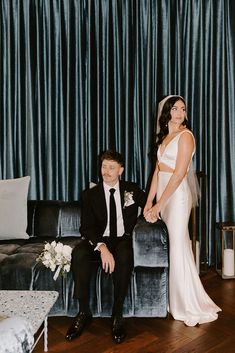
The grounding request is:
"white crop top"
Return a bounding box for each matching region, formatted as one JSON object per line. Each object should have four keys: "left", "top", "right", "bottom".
{"left": 157, "top": 130, "right": 195, "bottom": 170}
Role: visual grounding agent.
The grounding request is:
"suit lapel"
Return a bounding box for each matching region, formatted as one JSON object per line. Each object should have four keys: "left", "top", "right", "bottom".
{"left": 93, "top": 183, "right": 107, "bottom": 222}
{"left": 119, "top": 180, "right": 125, "bottom": 215}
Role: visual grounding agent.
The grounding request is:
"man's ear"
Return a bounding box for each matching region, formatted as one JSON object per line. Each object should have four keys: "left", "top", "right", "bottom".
{"left": 119, "top": 166, "right": 124, "bottom": 176}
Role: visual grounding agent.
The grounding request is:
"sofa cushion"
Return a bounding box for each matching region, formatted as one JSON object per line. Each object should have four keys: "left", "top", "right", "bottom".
{"left": 0, "top": 253, "right": 39, "bottom": 290}
{"left": 0, "top": 244, "right": 22, "bottom": 254}
{"left": 0, "top": 176, "right": 30, "bottom": 240}
{"left": 33, "top": 202, "right": 61, "bottom": 238}
{"left": 15, "top": 243, "right": 45, "bottom": 254}
{"left": 60, "top": 202, "right": 81, "bottom": 237}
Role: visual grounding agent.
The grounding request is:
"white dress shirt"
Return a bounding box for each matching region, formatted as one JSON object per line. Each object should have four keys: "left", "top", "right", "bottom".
{"left": 95, "top": 181, "right": 125, "bottom": 251}
{"left": 102, "top": 181, "right": 125, "bottom": 237}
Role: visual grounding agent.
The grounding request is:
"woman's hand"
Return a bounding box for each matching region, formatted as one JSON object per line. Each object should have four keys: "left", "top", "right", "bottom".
{"left": 143, "top": 200, "right": 153, "bottom": 217}
{"left": 144, "top": 203, "right": 162, "bottom": 223}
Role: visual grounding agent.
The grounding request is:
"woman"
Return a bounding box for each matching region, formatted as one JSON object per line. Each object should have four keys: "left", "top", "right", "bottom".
{"left": 144, "top": 95, "right": 221, "bottom": 326}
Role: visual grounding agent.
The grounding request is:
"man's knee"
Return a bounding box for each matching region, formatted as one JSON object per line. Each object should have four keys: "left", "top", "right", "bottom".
{"left": 115, "top": 241, "right": 133, "bottom": 266}
{"left": 72, "top": 240, "right": 92, "bottom": 266}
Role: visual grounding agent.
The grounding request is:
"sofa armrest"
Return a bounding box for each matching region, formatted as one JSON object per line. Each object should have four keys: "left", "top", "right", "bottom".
{"left": 133, "top": 216, "right": 168, "bottom": 267}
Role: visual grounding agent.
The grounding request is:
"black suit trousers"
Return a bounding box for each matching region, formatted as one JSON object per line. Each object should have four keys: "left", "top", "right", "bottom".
{"left": 71, "top": 235, "right": 134, "bottom": 316}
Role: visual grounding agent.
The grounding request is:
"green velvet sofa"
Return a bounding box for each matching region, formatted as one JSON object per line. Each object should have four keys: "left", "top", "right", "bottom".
{"left": 0, "top": 200, "right": 168, "bottom": 318}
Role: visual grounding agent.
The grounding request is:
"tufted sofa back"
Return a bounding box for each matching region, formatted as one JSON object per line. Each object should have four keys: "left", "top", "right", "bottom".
{"left": 27, "top": 200, "right": 81, "bottom": 239}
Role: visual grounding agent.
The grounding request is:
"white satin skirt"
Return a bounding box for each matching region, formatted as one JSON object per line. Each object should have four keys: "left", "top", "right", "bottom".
{"left": 157, "top": 171, "right": 221, "bottom": 326}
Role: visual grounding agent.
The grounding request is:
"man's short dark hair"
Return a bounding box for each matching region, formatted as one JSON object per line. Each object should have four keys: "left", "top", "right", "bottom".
{"left": 100, "top": 150, "right": 124, "bottom": 167}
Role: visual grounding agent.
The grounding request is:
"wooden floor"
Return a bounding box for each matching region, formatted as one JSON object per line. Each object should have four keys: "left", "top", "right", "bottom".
{"left": 34, "top": 268, "right": 235, "bottom": 353}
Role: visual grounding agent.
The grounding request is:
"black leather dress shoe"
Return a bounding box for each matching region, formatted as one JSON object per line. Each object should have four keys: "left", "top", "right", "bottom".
{"left": 111, "top": 316, "right": 126, "bottom": 344}
{"left": 65, "top": 312, "right": 92, "bottom": 341}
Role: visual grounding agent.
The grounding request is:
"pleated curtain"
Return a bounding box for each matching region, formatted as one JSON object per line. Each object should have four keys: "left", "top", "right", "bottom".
{"left": 0, "top": 0, "right": 235, "bottom": 264}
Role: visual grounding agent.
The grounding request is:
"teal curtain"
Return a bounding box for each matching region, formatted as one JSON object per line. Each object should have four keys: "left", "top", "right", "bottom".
{"left": 0, "top": 0, "right": 235, "bottom": 264}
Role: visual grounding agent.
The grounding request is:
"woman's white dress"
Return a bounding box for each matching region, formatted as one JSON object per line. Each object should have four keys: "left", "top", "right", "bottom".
{"left": 157, "top": 130, "right": 221, "bottom": 326}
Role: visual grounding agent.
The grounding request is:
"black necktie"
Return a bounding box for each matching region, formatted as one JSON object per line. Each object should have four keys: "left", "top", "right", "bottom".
{"left": 109, "top": 188, "right": 117, "bottom": 238}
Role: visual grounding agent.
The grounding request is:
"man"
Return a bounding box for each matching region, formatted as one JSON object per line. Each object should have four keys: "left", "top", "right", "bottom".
{"left": 65, "top": 150, "right": 146, "bottom": 343}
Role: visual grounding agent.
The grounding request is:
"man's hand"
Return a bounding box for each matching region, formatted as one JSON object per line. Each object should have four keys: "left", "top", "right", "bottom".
{"left": 98, "top": 244, "right": 115, "bottom": 274}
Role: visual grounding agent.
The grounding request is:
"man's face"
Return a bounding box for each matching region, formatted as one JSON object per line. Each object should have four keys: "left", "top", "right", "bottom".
{"left": 101, "top": 159, "right": 124, "bottom": 186}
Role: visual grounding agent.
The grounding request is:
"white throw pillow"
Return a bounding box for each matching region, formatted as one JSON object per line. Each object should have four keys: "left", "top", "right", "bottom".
{"left": 0, "top": 317, "right": 34, "bottom": 353}
{"left": 0, "top": 176, "right": 30, "bottom": 239}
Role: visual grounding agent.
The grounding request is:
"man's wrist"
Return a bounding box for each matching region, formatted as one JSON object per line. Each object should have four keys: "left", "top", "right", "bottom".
{"left": 95, "top": 242, "right": 106, "bottom": 252}
{"left": 98, "top": 243, "right": 107, "bottom": 252}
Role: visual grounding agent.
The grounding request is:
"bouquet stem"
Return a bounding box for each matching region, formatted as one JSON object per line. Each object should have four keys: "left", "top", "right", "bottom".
{"left": 53, "top": 265, "right": 62, "bottom": 281}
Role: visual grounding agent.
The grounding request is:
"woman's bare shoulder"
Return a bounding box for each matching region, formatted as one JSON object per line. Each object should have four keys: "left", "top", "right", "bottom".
{"left": 179, "top": 129, "right": 194, "bottom": 140}
{"left": 178, "top": 129, "right": 195, "bottom": 149}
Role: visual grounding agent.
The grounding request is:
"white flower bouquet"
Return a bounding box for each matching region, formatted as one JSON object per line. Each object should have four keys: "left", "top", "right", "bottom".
{"left": 37, "top": 241, "right": 72, "bottom": 281}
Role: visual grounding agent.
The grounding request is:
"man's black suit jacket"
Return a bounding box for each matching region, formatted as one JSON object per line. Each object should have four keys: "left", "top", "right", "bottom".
{"left": 80, "top": 180, "right": 146, "bottom": 247}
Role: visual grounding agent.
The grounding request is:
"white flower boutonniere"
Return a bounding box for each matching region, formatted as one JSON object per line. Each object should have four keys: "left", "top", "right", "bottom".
{"left": 123, "top": 190, "right": 135, "bottom": 208}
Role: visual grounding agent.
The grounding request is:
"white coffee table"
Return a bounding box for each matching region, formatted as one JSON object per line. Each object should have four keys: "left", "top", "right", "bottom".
{"left": 0, "top": 290, "right": 58, "bottom": 352}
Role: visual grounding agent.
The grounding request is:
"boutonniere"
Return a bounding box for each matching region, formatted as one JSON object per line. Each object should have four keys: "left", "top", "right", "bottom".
{"left": 123, "top": 190, "right": 135, "bottom": 208}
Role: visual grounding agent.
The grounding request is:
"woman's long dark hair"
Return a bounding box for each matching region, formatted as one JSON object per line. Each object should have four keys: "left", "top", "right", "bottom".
{"left": 154, "top": 96, "right": 191, "bottom": 157}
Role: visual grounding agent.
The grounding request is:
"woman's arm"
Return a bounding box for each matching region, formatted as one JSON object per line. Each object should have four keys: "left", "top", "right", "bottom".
{"left": 143, "top": 163, "right": 159, "bottom": 215}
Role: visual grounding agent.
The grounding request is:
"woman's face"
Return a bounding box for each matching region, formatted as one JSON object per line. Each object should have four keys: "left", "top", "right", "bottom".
{"left": 169, "top": 99, "right": 186, "bottom": 126}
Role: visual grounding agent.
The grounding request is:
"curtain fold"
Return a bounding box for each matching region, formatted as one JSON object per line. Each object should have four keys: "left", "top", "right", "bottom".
{"left": 0, "top": 0, "right": 235, "bottom": 264}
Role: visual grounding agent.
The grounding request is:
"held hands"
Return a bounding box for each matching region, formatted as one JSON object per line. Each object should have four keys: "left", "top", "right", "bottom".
{"left": 144, "top": 202, "right": 162, "bottom": 223}
{"left": 143, "top": 200, "right": 153, "bottom": 216}
{"left": 99, "top": 244, "right": 115, "bottom": 274}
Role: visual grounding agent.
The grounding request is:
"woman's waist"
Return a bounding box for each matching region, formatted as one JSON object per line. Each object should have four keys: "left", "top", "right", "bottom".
{"left": 158, "top": 170, "right": 188, "bottom": 183}
{"left": 157, "top": 160, "right": 175, "bottom": 173}
{"left": 158, "top": 170, "right": 173, "bottom": 175}
{"left": 158, "top": 163, "right": 190, "bottom": 175}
